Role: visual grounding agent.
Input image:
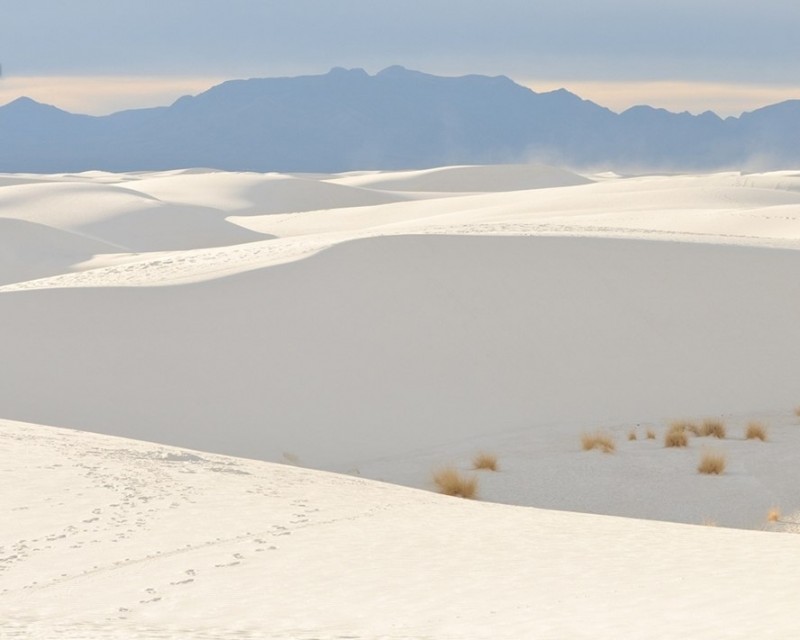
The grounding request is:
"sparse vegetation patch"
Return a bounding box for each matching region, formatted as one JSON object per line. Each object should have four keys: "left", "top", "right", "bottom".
{"left": 433, "top": 467, "right": 478, "bottom": 499}
{"left": 472, "top": 452, "right": 499, "bottom": 471}
{"left": 700, "top": 418, "right": 726, "bottom": 439}
{"left": 767, "top": 507, "right": 781, "bottom": 522}
{"left": 697, "top": 450, "right": 726, "bottom": 475}
{"left": 664, "top": 426, "right": 689, "bottom": 448}
{"left": 581, "top": 431, "right": 616, "bottom": 453}
{"left": 745, "top": 421, "right": 767, "bottom": 441}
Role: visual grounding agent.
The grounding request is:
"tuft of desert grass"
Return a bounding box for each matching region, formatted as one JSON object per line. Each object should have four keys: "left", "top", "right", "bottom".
{"left": 767, "top": 506, "right": 781, "bottom": 522}
{"left": 472, "top": 452, "right": 499, "bottom": 471}
{"left": 794, "top": 406, "right": 800, "bottom": 419}
{"left": 701, "top": 517, "right": 718, "bottom": 527}
{"left": 670, "top": 420, "right": 700, "bottom": 436}
{"left": 581, "top": 431, "right": 616, "bottom": 453}
{"left": 697, "top": 450, "right": 726, "bottom": 475}
{"left": 700, "top": 418, "right": 726, "bottom": 439}
{"left": 664, "top": 428, "right": 689, "bottom": 448}
{"left": 646, "top": 427, "right": 656, "bottom": 440}
{"left": 433, "top": 467, "right": 478, "bottom": 499}
{"left": 628, "top": 429, "right": 637, "bottom": 441}
{"left": 745, "top": 421, "right": 768, "bottom": 441}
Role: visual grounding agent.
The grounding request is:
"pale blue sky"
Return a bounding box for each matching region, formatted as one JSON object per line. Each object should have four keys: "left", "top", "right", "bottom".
{"left": 2, "top": 1, "right": 800, "bottom": 115}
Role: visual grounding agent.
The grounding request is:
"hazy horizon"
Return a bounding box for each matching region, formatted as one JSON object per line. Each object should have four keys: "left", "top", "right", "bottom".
{"left": 2, "top": 1, "right": 799, "bottom": 116}
{"left": 2, "top": 67, "right": 800, "bottom": 120}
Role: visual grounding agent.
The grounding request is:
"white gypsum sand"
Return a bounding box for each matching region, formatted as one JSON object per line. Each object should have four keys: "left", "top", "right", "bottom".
{"left": 2, "top": 164, "right": 800, "bottom": 638}
{"left": 2, "top": 419, "right": 800, "bottom": 640}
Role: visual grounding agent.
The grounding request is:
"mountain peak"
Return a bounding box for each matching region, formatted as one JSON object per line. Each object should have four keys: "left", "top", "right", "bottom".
{"left": 327, "top": 66, "right": 369, "bottom": 78}
{"left": 377, "top": 65, "right": 410, "bottom": 76}
{"left": 2, "top": 96, "right": 49, "bottom": 110}
{"left": 1, "top": 68, "right": 800, "bottom": 173}
{"left": 0, "top": 96, "right": 74, "bottom": 118}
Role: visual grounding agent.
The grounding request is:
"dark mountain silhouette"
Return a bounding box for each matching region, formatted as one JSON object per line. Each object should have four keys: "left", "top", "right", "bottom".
{"left": 2, "top": 66, "right": 800, "bottom": 173}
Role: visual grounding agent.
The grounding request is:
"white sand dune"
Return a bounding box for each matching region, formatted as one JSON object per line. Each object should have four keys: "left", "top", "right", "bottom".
{"left": 1, "top": 234, "right": 799, "bottom": 472}
{"left": 3, "top": 419, "right": 800, "bottom": 640}
{"left": 235, "top": 170, "right": 800, "bottom": 248}
{"left": 0, "top": 218, "right": 123, "bottom": 285}
{"left": 0, "top": 181, "right": 267, "bottom": 252}
{"left": 327, "top": 162, "right": 593, "bottom": 192}
{"left": 3, "top": 164, "right": 800, "bottom": 638}
{"left": 127, "top": 171, "right": 411, "bottom": 215}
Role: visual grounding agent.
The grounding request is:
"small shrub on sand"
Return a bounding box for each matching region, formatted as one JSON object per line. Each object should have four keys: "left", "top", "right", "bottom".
{"left": 697, "top": 450, "right": 726, "bottom": 475}
{"left": 664, "top": 428, "right": 689, "bottom": 448}
{"left": 700, "top": 418, "right": 726, "bottom": 439}
{"left": 472, "top": 452, "right": 499, "bottom": 471}
{"left": 701, "top": 517, "right": 718, "bottom": 527}
{"left": 646, "top": 428, "right": 656, "bottom": 440}
{"left": 767, "top": 506, "right": 781, "bottom": 523}
{"left": 628, "top": 429, "right": 637, "bottom": 441}
{"left": 581, "top": 431, "right": 616, "bottom": 453}
{"left": 433, "top": 467, "right": 478, "bottom": 499}
{"left": 671, "top": 420, "right": 700, "bottom": 436}
{"left": 669, "top": 420, "right": 689, "bottom": 433}
{"left": 745, "top": 421, "right": 768, "bottom": 441}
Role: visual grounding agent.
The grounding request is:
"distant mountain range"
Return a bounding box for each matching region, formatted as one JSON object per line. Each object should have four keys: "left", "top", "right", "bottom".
{"left": 2, "top": 66, "right": 800, "bottom": 173}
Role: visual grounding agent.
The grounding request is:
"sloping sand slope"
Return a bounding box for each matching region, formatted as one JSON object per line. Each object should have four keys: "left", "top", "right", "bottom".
{"left": 0, "top": 218, "right": 122, "bottom": 285}
{"left": 3, "top": 420, "right": 800, "bottom": 640}
{"left": 1, "top": 235, "right": 799, "bottom": 469}
{"left": 0, "top": 181, "right": 266, "bottom": 252}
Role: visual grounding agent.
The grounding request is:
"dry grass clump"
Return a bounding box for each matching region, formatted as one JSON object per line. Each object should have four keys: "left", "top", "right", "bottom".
{"left": 581, "top": 431, "right": 616, "bottom": 453}
{"left": 433, "top": 467, "right": 478, "bottom": 499}
{"left": 472, "top": 452, "right": 499, "bottom": 471}
{"left": 664, "top": 423, "right": 689, "bottom": 448}
{"left": 794, "top": 406, "right": 800, "bottom": 419}
{"left": 646, "top": 427, "right": 656, "bottom": 440}
{"left": 669, "top": 420, "right": 696, "bottom": 433}
{"left": 628, "top": 429, "right": 637, "bottom": 441}
{"left": 700, "top": 418, "right": 727, "bottom": 439}
{"left": 697, "top": 450, "right": 726, "bottom": 475}
{"left": 745, "top": 421, "right": 768, "bottom": 441}
{"left": 767, "top": 506, "right": 781, "bottom": 522}
{"left": 671, "top": 420, "right": 700, "bottom": 436}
